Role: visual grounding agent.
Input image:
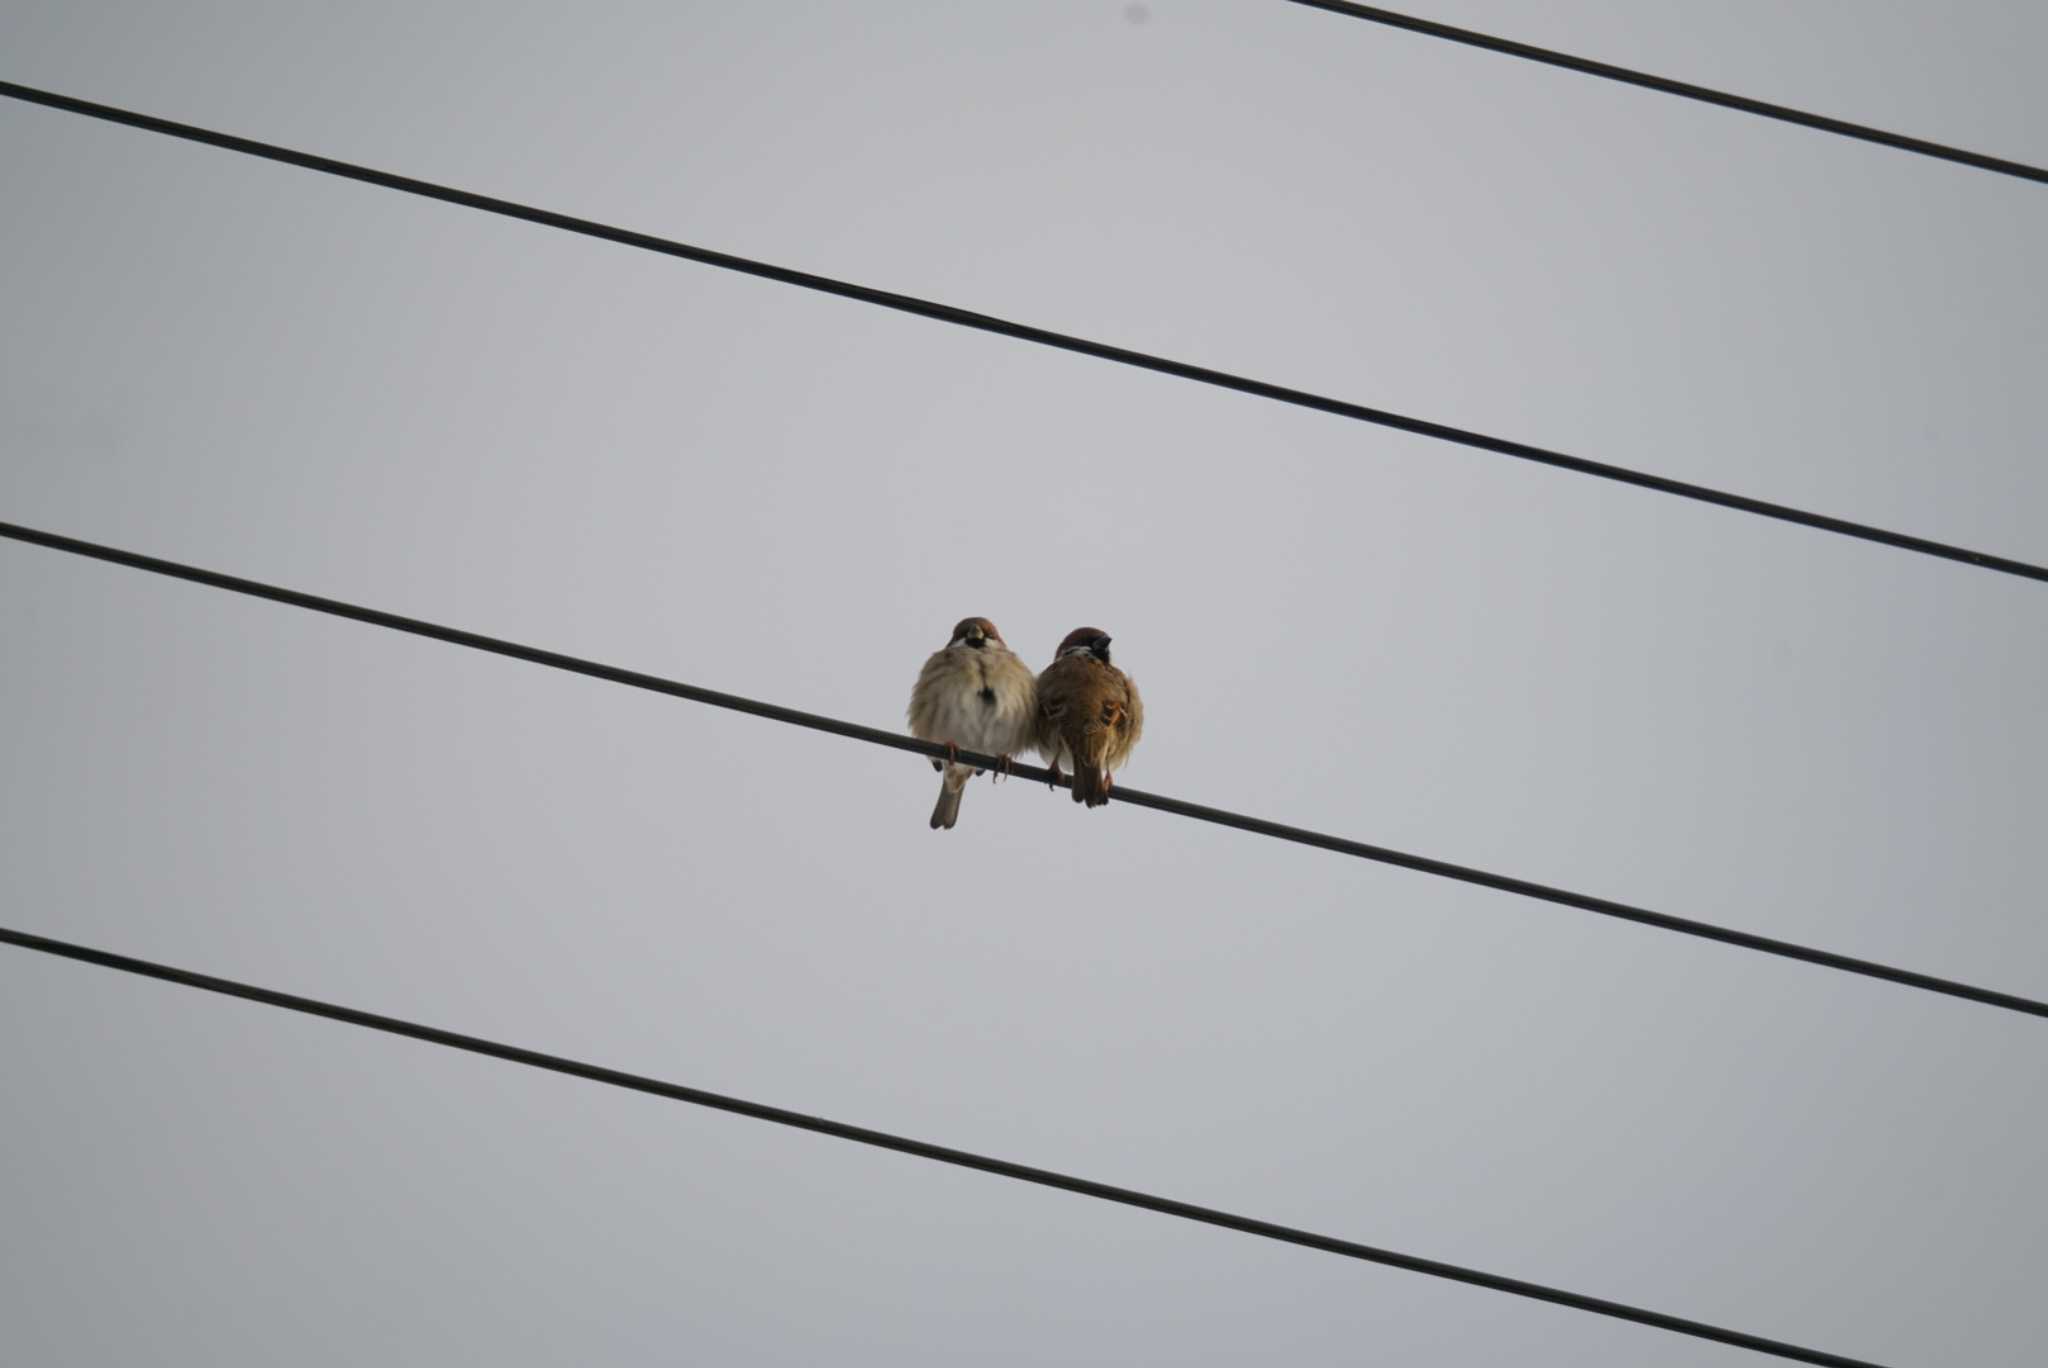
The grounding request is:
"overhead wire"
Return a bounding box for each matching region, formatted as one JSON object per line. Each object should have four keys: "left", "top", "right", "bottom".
{"left": 1284, "top": 2, "right": 2048, "bottom": 186}
{"left": 5, "top": 518, "right": 2042, "bottom": 1022}
{"left": 0, "top": 78, "right": 2041, "bottom": 585}
{"left": 0, "top": 922, "right": 1895, "bottom": 1368}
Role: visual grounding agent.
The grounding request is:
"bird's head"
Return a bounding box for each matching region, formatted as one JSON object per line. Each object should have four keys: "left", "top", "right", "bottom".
{"left": 949, "top": 617, "right": 1003, "bottom": 651}
{"left": 1056, "top": 627, "right": 1113, "bottom": 663}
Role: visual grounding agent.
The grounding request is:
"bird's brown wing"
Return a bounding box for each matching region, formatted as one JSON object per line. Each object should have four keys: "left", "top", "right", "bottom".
{"left": 1104, "top": 669, "right": 1142, "bottom": 771}
{"left": 1033, "top": 656, "right": 1078, "bottom": 758}
{"left": 907, "top": 648, "right": 958, "bottom": 735}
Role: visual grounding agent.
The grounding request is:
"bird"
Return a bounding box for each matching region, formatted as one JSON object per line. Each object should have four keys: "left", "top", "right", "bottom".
{"left": 1035, "top": 627, "right": 1143, "bottom": 808}
{"left": 906, "top": 617, "right": 1039, "bottom": 831}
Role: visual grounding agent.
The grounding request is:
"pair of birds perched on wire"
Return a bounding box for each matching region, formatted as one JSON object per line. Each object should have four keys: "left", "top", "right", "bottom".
{"left": 907, "top": 618, "right": 1143, "bottom": 830}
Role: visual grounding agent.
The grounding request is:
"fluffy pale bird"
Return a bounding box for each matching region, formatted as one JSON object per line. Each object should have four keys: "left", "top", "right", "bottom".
{"left": 906, "top": 616, "right": 1038, "bottom": 830}
{"left": 1035, "top": 627, "right": 1143, "bottom": 808}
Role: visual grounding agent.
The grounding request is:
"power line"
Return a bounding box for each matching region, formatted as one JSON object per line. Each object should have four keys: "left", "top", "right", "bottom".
{"left": 0, "top": 923, "right": 1894, "bottom": 1368}
{"left": 0, "top": 80, "right": 2040, "bottom": 585}
{"left": 6, "top": 517, "right": 2042, "bottom": 1022}
{"left": 1285, "top": 2, "right": 2048, "bottom": 186}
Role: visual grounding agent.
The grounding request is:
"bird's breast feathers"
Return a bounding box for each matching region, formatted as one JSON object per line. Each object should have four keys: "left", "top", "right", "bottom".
{"left": 909, "top": 644, "right": 1036, "bottom": 753}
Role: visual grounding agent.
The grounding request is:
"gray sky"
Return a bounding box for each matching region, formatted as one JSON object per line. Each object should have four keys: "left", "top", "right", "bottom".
{"left": 2, "top": 2, "right": 2043, "bottom": 1364}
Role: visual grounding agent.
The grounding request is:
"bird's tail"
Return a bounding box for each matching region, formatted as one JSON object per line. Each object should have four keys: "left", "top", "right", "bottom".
{"left": 930, "top": 769, "right": 968, "bottom": 830}
{"left": 1068, "top": 726, "right": 1113, "bottom": 807}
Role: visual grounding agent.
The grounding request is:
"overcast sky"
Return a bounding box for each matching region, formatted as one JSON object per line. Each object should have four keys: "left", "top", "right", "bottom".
{"left": 3, "top": 3, "right": 2043, "bottom": 1364}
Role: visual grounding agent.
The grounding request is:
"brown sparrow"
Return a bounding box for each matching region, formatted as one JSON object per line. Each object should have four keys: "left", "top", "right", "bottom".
{"left": 906, "top": 617, "right": 1039, "bottom": 830}
{"left": 1035, "top": 627, "right": 1143, "bottom": 807}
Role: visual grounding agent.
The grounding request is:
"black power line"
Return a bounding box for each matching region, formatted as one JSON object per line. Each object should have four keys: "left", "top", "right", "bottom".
{"left": 0, "top": 923, "right": 1894, "bottom": 1368}
{"left": 5, "top": 518, "right": 2042, "bottom": 1022}
{"left": 1286, "top": 2, "right": 2048, "bottom": 186}
{"left": 1, "top": 79, "right": 2041, "bottom": 586}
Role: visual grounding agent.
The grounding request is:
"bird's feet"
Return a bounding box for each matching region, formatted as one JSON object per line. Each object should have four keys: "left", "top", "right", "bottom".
{"left": 1045, "top": 761, "right": 1065, "bottom": 794}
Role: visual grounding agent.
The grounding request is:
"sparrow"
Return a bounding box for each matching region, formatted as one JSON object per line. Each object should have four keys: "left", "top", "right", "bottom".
{"left": 906, "top": 616, "right": 1039, "bottom": 831}
{"left": 1035, "top": 627, "right": 1143, "bottom": 808}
